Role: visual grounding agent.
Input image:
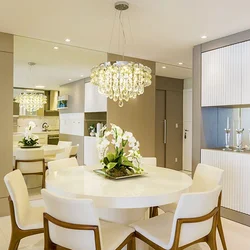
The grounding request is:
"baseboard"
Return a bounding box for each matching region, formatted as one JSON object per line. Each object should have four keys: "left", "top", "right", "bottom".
{"left": 221, "top": 206, "right": 250, "bottom": 227}
{"left": 0, "top": 197, "right": 10, "bottom": 217}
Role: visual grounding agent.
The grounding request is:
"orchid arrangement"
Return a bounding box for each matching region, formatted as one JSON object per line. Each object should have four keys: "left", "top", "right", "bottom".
{"left": 19, "top": 121, "right": 39, "bottom": 147}
{"left": 97, "top": 124, "right": 143, "bottom": 177}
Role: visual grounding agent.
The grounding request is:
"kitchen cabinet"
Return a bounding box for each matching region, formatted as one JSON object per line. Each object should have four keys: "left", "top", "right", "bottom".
{"left": 242, "top": 41, "right": 250, "bottom": 104}
{"left": 202, "top": 43, "right": 242, "bottom": 106}
{"left": 84, "top": 82, "right": 107, "bottom": 112}
{"left": 201, "top": 149, "right": 250, "bottom": 215}
{"left": 83, "top": 136, "right": 100, "bottom": 166}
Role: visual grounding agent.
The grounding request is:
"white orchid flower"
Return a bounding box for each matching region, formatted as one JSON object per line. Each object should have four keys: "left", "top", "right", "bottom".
{"left": 122, "top": 131, "right": 133, "bottom": 140}
{"left": 28, "top": 121, "right": 36, "bottom": 130}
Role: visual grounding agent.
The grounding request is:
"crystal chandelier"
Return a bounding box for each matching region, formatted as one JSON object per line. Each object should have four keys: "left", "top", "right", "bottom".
{"left": 90, "top": 1, "right": 152, "bottom": 107}
{"left": 15, "top": 62, "right": 47, "bottom": 112}
{"left": 15, "top": 92, "right": 47, "bottom": 112}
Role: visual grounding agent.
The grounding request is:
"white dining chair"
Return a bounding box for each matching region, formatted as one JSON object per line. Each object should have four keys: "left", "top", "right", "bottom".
{"left": 47, "top": 157, "right": 79, "bottom": 173}
{"left": 14, "top": 148, "right": 46, "bottom": 188}
{"left": 58, "top": 141, "right": 72, "bottom": 148}
{"left": 42, "top": 189, "right": 135, "bottom": 250}
{"left": 4, "top": 170, "right": 44, "bottom": 250}
{"left": 158, "top": 163, "right": 226, "bottom": 250}
{"left": 131, "top": 185, "right": 222, "bottom": 250}
{"left": 69, "top": 144, "right": 79, "bottom": 158}
{"left": 141, "top": 157, "right": 157, "bottom": 166}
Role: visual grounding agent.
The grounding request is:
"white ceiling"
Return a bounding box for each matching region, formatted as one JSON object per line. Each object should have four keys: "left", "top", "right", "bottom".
{"left": 4, "top": 0, "right": 250, "bottom": 81}
{"left": 14, "top": 36, "right": 106, "bottom": 90}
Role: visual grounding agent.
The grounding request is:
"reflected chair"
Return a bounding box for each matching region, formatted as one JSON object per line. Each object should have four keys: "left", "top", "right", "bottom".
{"left": 131, "top": 186, "right": 222, "bottom": 250}
{"left": 69, "top": 144, "right": 79, "bottom": 158}
{"left": 42, "top": 189, "right": 135, "bottom": 250}
{"left": 14, "top": 148, "right": 46, "bottom": 188}
{"left": 158, "top": 163, "right": 227, "bottom": 250}
{"left": 4, "top": 170, "right": 44, "bottom": 250}
{"left": 58, "top": 141, "right": 72, "bottom": 148}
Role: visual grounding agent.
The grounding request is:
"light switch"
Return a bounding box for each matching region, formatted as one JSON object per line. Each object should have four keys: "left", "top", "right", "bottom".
{"left": 176, "top": 123, "right": 178, "bottom": 128}
{"left": 175, "top": 158, "right": 178, "bottom": 163}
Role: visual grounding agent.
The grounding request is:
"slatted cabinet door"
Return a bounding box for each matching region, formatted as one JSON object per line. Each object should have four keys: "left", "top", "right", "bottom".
{"left": 202, "top": 43, "right": 242, "bottom": 107}
{"left": 201, "top": 149, "right": 250, "bottom": 215}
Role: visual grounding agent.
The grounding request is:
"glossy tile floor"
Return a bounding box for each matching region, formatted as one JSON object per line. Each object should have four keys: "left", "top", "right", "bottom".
{"left": 0, "top": 198, "right": 250, "bottom": 250}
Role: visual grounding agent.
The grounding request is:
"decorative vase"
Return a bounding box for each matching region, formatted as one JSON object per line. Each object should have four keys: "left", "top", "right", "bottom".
{"left": 90, "top": 130, "right": 95, "bottom": 137}
{"left": 223, "top": 128, "right": 232, "bottom": 151}
{"left": 234, "top": 128, "right": 244, "bottom": 152}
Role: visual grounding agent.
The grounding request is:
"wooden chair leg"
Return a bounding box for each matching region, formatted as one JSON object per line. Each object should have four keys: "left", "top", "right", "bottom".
{"left": 207, "top": 219, "right": 218, "bottom": 250}
{"left": 127, "top": 236, "right": 136, "bottom": 250}
{"left": 217, "top": 216, "right": 227, "bottom": 250}
{"left": 8, "top": 234, "right": 20, "bottom": 250}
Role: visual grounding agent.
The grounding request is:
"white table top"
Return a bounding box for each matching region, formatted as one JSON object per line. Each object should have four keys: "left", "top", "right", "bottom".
{"left": 13, "top": 145, "right": 64, "bottom": 157}
{"left": 46, "top": 165, "right": 192, "bottom": 209}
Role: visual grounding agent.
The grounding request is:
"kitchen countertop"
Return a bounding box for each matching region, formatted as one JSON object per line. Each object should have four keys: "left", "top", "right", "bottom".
{"left": 14, "top": 131, "right": 59, "bottom": 135}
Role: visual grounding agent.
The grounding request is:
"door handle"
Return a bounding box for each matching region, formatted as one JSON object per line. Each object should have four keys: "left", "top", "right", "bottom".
{"left": 163, "top": 119, "right": 167, "bottom": 144}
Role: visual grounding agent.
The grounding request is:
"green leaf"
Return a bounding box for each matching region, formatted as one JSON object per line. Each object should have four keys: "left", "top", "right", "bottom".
{"left": 107, "top": 152, "right": 115, "bottom": 162}
{"left": 103, "top": 157, "right": 109, "bottom": 165}
{"left": 107, "top": 162, "right": 117, "bottom": 170}
{"left": 122, "top": 160, "right": 134, "bottom": 167}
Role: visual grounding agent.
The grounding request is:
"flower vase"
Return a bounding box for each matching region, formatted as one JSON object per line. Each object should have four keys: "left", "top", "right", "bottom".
{"left": 223, "top": 128, "right": 232, "bottom": 151}
{"left": 234, "top": 128, "right": 244, "bottom": 152}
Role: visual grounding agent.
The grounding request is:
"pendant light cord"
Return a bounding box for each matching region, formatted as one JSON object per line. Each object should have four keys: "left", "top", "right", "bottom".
{"left": 119, "top": 10, "right": 127, "bottom": 60}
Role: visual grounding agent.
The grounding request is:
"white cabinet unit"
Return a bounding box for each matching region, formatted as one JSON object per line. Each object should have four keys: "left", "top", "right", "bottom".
{"left": 202, "top": 43, "right": 242, "bottom": 106}
{"left": 201, "top": 149, "right": 250, "bottom": 215}
{"left": 84, "top": 82, "right": 107, "bottom": 112}
{"left": 60, "top": 113, "right": 84, "bottom": 136}
{"left": 84, "top": 136, "right": 100, "bottom": 166}
{"left": 242, "top": 41, "right": 250, "bottom": 104}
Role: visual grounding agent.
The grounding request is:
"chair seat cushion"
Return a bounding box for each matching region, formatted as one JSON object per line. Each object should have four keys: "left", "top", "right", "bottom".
{"left": 100, "top": 220, "right": 134, "bottom": 250}
{"left": 19, "top": 206, "right": 44, "bottom": 230}
{"left": 130, "top": 212, "right": 174, "bottom": 250}
{"left": 159, "top": 202, "right": 178, "bottom": 213}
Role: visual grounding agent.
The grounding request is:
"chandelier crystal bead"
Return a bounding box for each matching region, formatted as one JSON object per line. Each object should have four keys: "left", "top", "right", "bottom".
{"left": 15, "top": 92, "right": 47, "bottom": 112}
{"left": 91, "top": 61, "right": 152, "bottom": 107}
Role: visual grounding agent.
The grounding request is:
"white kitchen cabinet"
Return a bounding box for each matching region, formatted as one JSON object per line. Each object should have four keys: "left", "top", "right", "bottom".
{"left": 242, "top": 41, "right": 250, "bottom": 104}
{"left": 201, "top": 149, "right": 250, "bottom": 215}
{"left": 202, "top": 43, "right": 242, "bottom": 106}
{"left": 83, "top": 136, "right": 100, "bottom": 166}
{"left": 84, "top": 82, "right": 107, "bottom": 112}
{"left": 60, "top": 113, "right": 84, "bottom": 136}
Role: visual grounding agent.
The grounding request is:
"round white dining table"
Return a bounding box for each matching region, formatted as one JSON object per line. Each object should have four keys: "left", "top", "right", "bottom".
{"left": 46, "top": 165, "right": 192, "bottom": 250}
{"left": 13, "top": 144, "right": 65, "bottom": 157}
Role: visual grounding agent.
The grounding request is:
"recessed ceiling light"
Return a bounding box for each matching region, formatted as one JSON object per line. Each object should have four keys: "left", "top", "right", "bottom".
{"left": 81, "top": 75, "right": 84, "bottom": 77}
{"left": 65, "top": 38, "right": 71, "bottom": 42}
{"left": 26, "top": 89, "right": 34, "bottom": 92}
{"left": 201, "top": 35, "right": 207, "bottom": 39}
{"left": 178, "top": 62, "right": 183, "bottom": 65}
{"left": 54, "top": 46, "right": 59, "bottom": 50}
{"left": 35, "top": 85, "right": 45, "bottom": 89}
{"left": 69, "top": 79, "right": 72, "bottom": 81}
{"left": 162, "top": 66, "right": 166, "bottom": 69}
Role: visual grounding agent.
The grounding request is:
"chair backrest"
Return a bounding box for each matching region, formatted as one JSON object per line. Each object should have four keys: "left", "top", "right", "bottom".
{"left": 15, "top": 148, "right": 44, "bottom": 174}
{"left": 42, "top": 189, "right": 101, "bottom": 250}
{"left": 168, "top": 185, "right": 221, "bottom": 249}
{"left": 58, "top": 141, "right": 72, "bottom": 148}
{"left": 70, "top": 144, "right": 79, "bottom": 157}
{"left": 191, "top": 163, "right": 224, "bottom": 192}
{"left": 141, "top": 157, "right": 157, "bottom": 166}
{"left": 55, "top": 147, "right": 71, "bottom": 160}
{"left": 48, "top": 157, "right": 79, "bottom": 173}
{"left": 4, "top": 170, "right": 30, "bottom": 229}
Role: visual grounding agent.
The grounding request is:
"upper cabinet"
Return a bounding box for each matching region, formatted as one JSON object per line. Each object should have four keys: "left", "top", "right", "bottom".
{"left": 242, "top": 41, "right": 250, "bottom": 104}
{"left": 84, "top": 82, "right": 107, "bottom": 112}
{"left": 202, "top": 43, "right": 242, "bottom": 106}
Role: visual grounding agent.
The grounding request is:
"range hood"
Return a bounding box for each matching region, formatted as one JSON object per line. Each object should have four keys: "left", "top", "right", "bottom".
{"left": 45, "top": 90, "right": 59, "bottom": 112}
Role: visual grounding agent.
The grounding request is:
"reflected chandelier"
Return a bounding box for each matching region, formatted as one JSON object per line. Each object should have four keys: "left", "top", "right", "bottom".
{"left": 90, "top": 1, "right": 152, "bottom": 107}
{"left": 15, "top": 62, "right": 47, "bottom": 112}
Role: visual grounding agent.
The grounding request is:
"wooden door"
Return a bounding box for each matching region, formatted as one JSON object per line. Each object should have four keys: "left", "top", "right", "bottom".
{"left": 155, "top": 90, "right": 166, "bottom": 168}
{"left": 165, "top": 91, "right": 183, "bottom": 170}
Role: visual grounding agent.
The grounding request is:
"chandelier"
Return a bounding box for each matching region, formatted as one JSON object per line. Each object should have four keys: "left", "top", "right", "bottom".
{"left": 90, "top": 1, "right": 152, "bottom": 107}
{"left": 15, "top": 62, "right": 47, "bottom": 112}
{"left": 15, "top": 92, "right": 47, "bottom": 112}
